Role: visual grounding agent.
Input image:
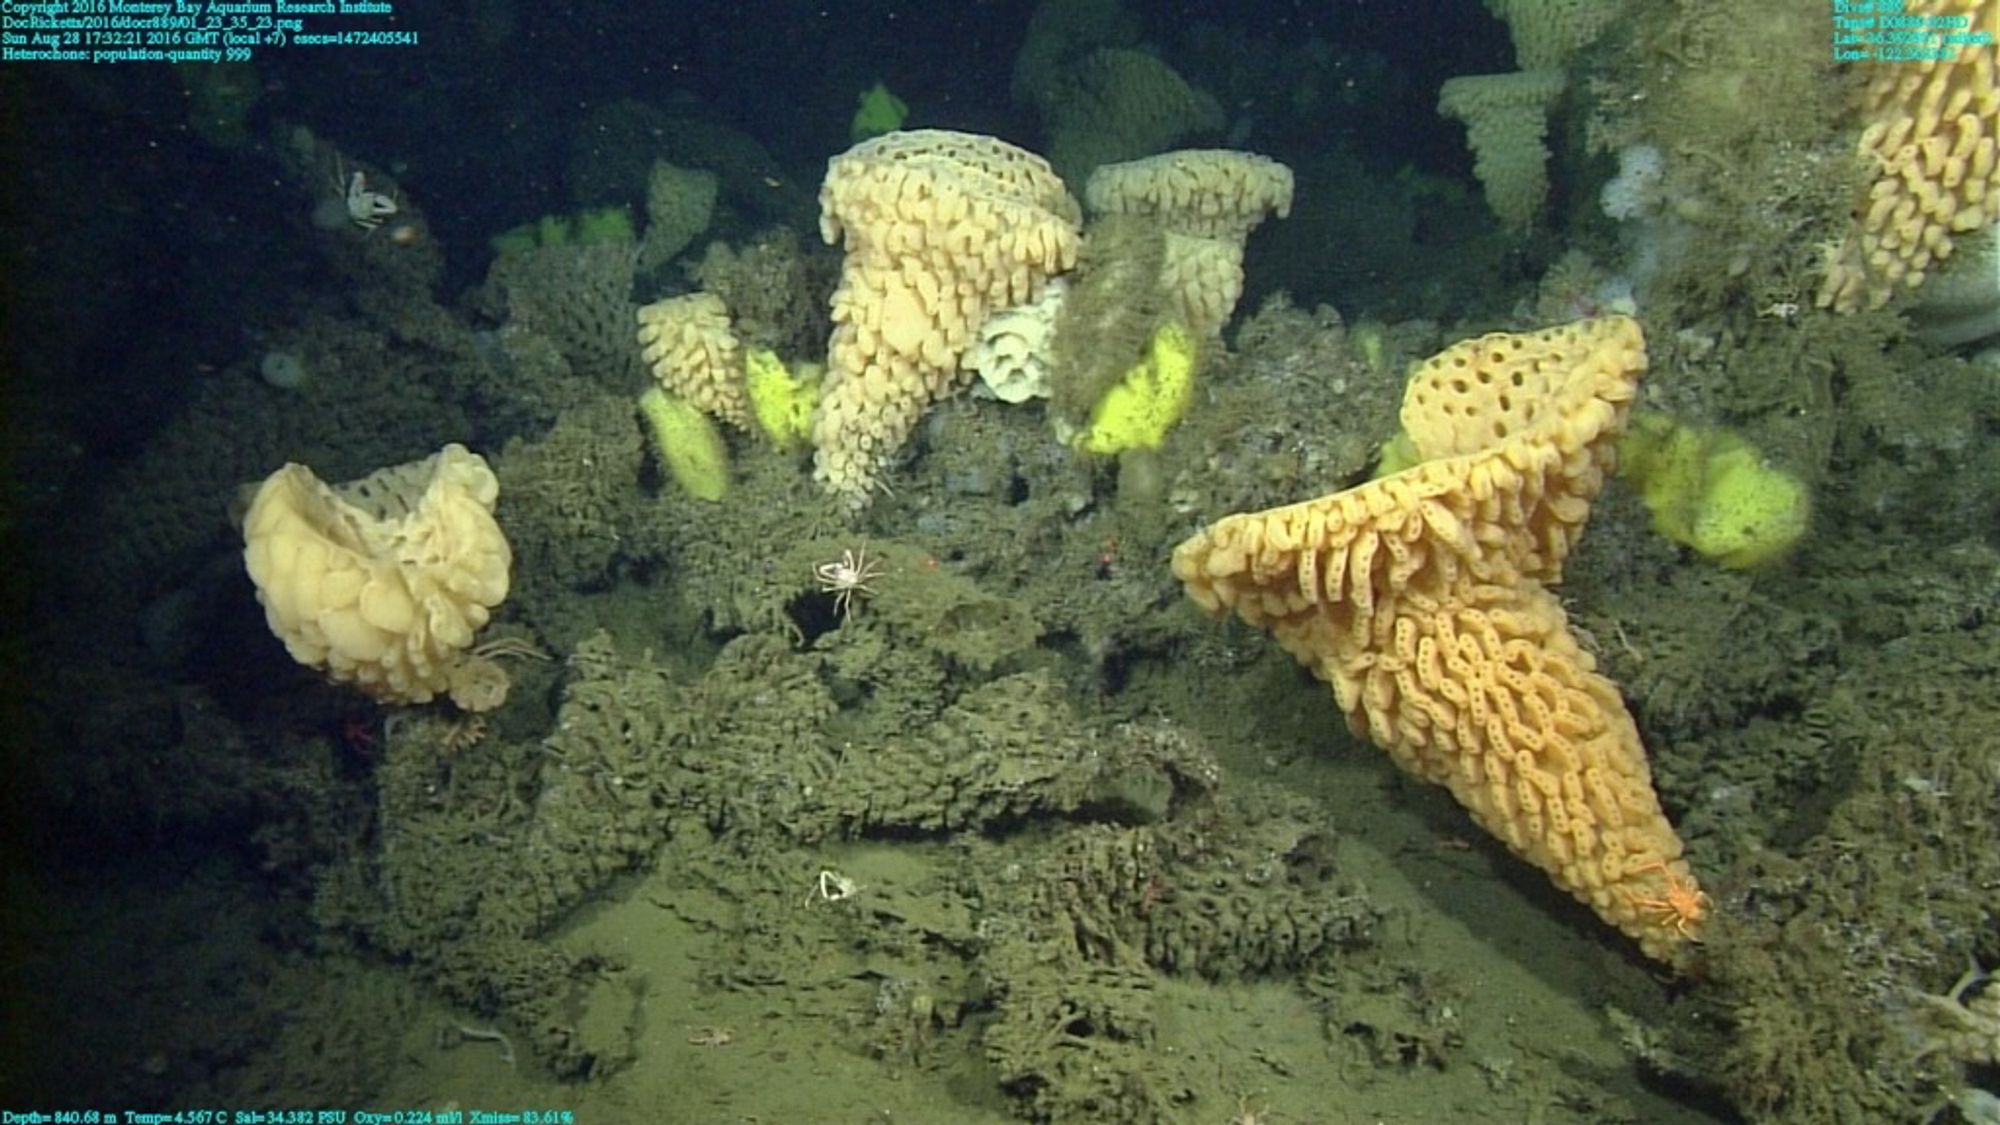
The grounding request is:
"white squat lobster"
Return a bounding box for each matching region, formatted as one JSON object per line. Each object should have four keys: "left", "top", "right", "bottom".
{"left": 338, "top": 160, "right": 399, "bottom": 231}
{"left": 814, "top": 548, "right": 883, "bottom": 622}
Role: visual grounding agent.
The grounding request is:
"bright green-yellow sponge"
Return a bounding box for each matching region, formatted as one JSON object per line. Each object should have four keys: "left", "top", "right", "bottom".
{"left": 1619, "top": 412, "right": 1809, "bottom": 569}
{"left": 1076, "top": 321, "right": 1199, "bottom": 455}
{"left": 490, "top": 206, "right": 634, "bottom": 258}
{"left": 639, "top": 387, "right": 729, "bottom": 501}
{"left": 744, "top": 349, "right": 820, "bottom": 451}
{"left": 1372, "top": 429, "right": 1421, "bottom": 478}
{"left": 850, "top": 82, "right": 908, "bottom": 143}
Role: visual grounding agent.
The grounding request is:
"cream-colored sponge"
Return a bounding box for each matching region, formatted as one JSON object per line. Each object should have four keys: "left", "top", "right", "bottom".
{"left": 813, "top": 129, "right": 1082, "bottom": 507}
{"left": 636, "top": 291, "right": 748, "bottom": 428}
{"left": 1084, "top": 149, "right": 1294, "bottom": 336}
{"left": 241, "top": 443, "right": 515, "bottom": 710}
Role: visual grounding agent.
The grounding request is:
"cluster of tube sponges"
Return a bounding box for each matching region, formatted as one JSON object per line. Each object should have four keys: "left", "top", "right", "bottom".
{"left": 625, "top": 132, "right": 1295, "bottom": 510}
{"left": 240, "top": 130, "right": 1297, "bottom": 709}
{"left": 820, "top": 136, "right": 1293, "bottom": 503}
{"left": 633, "top": 290, "right": 820, "bottom": 499}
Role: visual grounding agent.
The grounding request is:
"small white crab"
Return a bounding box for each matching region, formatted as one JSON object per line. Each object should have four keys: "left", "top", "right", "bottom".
{"left": 814, "top": 547, "right": 883, "bottom": 621}
{"left": 341, "top": 166, "right": 399, "bottom": 231}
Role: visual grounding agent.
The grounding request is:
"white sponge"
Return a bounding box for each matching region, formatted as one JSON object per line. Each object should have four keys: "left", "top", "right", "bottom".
{"left": 1600, "top": 144, "right": 1664, "bottom": 222}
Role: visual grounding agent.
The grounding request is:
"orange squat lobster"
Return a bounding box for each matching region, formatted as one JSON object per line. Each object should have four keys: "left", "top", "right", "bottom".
{"left": 1622, "top": 861, "right": 1710, "bottom": 941}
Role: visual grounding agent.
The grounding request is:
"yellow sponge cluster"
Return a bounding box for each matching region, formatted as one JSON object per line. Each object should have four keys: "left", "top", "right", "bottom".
{"left": 241, "top": 444, "right": 515, "bottom": 711}
{"left": 1818, "top": 0, "right": 2000, "bottom": 313}
{"left": 745, "top": 349, "right": 820, "bottom": 451}
{"left": 1174, "top": 317, "right": 1708, "bottom": 963}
